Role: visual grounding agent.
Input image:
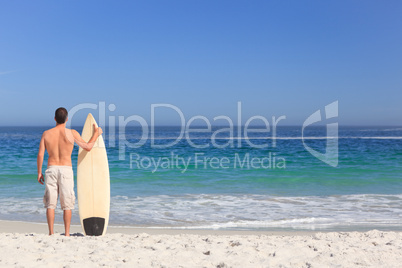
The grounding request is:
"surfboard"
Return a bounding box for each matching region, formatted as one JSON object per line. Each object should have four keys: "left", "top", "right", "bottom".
{"left": 77, "top": 113, "right": 110, "bottom": 236}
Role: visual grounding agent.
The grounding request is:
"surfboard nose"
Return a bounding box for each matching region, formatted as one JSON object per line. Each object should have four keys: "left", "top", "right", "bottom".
{"left": 83, "top": 217, "right": 105, "bottom": 236}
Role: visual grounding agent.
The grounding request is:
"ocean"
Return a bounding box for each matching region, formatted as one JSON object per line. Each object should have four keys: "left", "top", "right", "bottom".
{"left": 0, "top": 126, "right": 401, "bottom": 231}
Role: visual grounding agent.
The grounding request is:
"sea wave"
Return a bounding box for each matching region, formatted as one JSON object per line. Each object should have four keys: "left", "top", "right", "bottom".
{"left": 1, "top": 194, "right": 401, "bottom": 230}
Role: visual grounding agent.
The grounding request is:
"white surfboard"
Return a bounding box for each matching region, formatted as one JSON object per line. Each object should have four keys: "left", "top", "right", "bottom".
{"left": 77, "top": 113, "right": 110, "bottom": 236}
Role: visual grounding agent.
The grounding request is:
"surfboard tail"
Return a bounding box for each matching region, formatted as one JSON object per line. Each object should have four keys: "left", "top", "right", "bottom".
{"left": 83, "top": 217, "right": 106, "bottom": 236}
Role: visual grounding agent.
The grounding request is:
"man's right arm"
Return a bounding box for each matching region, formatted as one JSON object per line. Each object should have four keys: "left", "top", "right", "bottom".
{"left": 72, "top": 125, "right": 103, "bottom": 151}
{"left": 37, "top": 132, "right": 46, "bottom": 185}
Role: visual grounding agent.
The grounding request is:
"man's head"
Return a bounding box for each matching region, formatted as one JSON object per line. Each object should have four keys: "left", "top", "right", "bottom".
{"left": 55, "top": 107, "right": 68, "bottom": 124}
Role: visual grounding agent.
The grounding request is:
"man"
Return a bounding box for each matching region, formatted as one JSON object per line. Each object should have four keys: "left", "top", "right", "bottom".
{"left": 37, "top": 107, "right": 103, "bottom": 236}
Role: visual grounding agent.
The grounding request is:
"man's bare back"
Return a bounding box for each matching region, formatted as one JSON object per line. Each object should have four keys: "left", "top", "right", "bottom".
{"left": 38, "top": 125, "right": 103, "bottom": 174}
{"left": 42, "top": 125, "right": 75, "bottom": 167}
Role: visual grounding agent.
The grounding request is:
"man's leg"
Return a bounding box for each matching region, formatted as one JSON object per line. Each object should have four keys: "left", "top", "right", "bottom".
{"left": 60, "top": 167, "right": 75, "bottom": 237}
{"left": 63, "top": 209, "right": 72, "bottom": 236}
{"left": 46, "top": 208, "right": 55, "bottom": 235}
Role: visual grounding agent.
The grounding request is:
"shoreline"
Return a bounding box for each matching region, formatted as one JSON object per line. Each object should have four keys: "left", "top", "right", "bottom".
{"left": 1, "top": 220, "right": 401, "bottom": 267}
{"left": 2, "top": 219, "right": 402, "bottom": 236}
{"left": 0, "top": 219, "right": 321, "bottom": 236}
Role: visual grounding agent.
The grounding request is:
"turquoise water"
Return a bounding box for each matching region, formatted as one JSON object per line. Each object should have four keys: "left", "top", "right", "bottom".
{"left": 0, "top": 126, "right": 401, "bottom": 231}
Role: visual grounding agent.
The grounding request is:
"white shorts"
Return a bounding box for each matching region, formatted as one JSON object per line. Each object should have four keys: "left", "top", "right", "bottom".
{"left": 43, "top": 166, "right": 75, "bottom": 210}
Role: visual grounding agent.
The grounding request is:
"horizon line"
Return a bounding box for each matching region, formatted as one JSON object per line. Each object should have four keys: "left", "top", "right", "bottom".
{"left": 1, "top": 125, "right": 402, "bottom": 128}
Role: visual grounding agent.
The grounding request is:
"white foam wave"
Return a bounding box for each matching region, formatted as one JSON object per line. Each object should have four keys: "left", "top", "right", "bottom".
{"left": 1, "top": 194, "right": 401, "bottom": 230}
{"left": 108, "top": 194, "right": 402, "bottom": 229}
{"left": 359, "top": 128, "right": 402, "bottom": 132}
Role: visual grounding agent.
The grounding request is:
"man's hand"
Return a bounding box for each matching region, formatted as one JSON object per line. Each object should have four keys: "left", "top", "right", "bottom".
{"left": 93, "top": 124, "right": 103, "bottom": 136}
{"left": 72, "top": 125, "right": 103, "bottom": 152}
{"left": 38, "top": 173, "right": 44, "bottom": 185}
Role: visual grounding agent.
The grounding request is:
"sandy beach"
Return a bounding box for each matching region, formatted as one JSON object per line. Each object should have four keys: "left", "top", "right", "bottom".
{"left": 0, "top": 221, "right": 401, "bottom": 267}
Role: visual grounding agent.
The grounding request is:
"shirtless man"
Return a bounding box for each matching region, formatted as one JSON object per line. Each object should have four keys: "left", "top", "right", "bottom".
{"left": 37, "top": 107, "right": 103, "bottom": 236}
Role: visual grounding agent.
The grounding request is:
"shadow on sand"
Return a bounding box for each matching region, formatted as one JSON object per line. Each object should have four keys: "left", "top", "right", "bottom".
{"left": 61, "top": 233, "right": 85, "bottom": 237}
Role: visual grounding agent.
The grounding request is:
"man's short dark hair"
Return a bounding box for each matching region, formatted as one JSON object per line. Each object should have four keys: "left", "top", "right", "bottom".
{"left": 55, "top": 107, "right": 68, "bottom": 124}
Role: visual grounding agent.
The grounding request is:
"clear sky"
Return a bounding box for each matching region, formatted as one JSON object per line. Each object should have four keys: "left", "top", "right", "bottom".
{"left": 0, "top": 0, "right": 401, "bottom": 126}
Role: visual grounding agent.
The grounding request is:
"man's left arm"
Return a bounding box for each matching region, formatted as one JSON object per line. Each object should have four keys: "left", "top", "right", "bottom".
{"left": 37, "top": 133, "right": 46, "bottom": 185}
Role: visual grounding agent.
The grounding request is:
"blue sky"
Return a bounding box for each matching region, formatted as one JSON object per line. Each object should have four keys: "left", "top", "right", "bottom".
{"left": 0, "top": 0, "right": 401, "bottom": 126}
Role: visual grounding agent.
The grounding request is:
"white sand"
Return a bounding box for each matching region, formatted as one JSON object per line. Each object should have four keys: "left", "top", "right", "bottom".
{"left": 0, "top": 221, "right": 401, "bottom": 267}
